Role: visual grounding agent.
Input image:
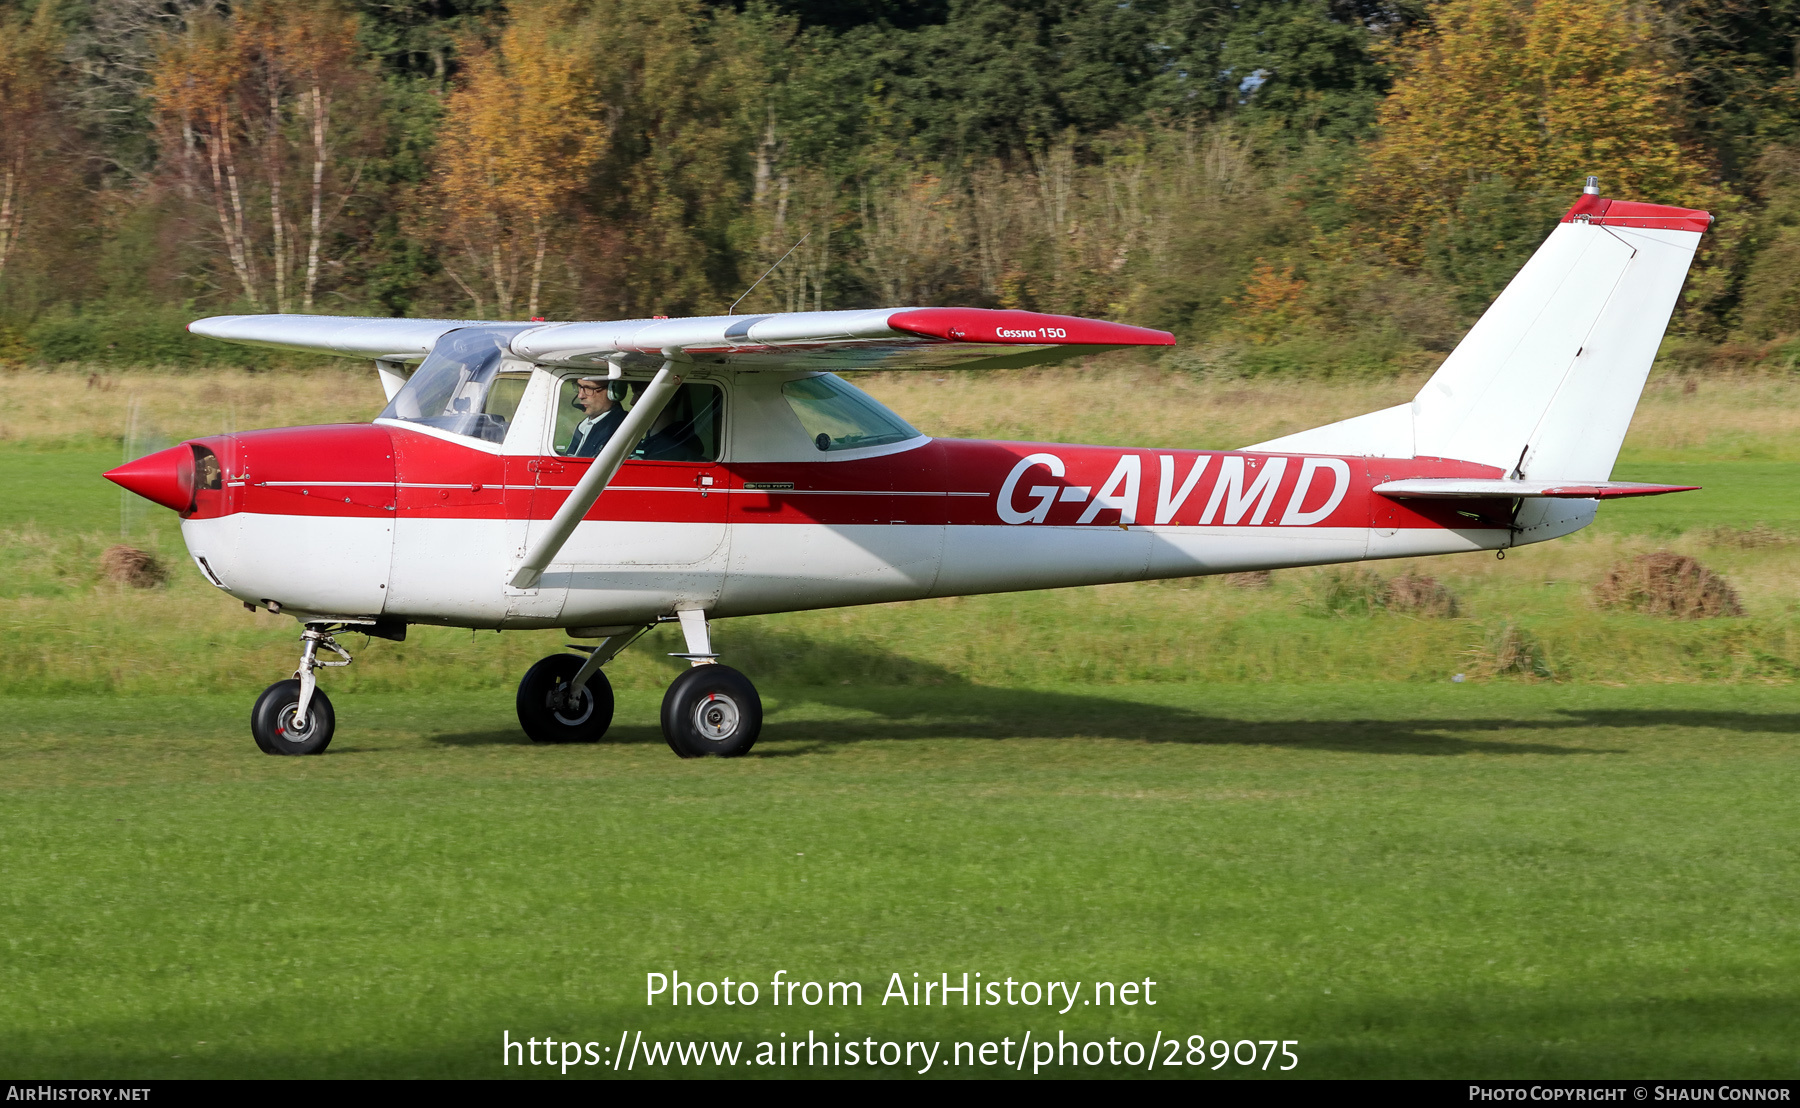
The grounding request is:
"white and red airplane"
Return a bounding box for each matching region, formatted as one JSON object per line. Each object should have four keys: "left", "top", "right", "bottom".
{"left": 108, "top": 181, "right": 1709, "bottom": 757}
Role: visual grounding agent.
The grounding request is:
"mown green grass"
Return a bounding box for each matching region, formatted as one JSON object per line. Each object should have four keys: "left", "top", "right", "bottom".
{"left": 2, "top": 684, "right": 1797, "bottom": 1078}
{"left": 1604, "top": 463, "right": 1800, "bottom": 535}
{"left": 0, "top": 448, "right": 133, "bottom": 536}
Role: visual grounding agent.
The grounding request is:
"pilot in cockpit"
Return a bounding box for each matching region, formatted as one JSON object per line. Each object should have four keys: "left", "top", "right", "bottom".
{"left": 566, "top": 376, "right": 627, "bottom": 457}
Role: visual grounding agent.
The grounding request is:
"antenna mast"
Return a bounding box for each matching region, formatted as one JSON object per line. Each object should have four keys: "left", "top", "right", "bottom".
{"left": 728, "top": 232, "right": 811, "bottom": 316}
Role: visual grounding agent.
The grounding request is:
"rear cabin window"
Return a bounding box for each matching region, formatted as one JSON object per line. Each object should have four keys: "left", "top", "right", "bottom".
{"left": 781, "top": 374, "right": 918, "bottom": 452}
{"left": 553, "top": 377, "right": 722, "bottom": 462}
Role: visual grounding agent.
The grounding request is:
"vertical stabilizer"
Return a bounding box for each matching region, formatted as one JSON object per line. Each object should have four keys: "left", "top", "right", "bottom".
{"left": 1248, "top": 186, "right": 1710, "bottom": 481}
{"left": 1412, "top": 192, "right": 1708, "bottom": 480}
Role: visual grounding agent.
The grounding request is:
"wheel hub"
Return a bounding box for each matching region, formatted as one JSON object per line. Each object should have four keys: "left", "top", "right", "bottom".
{"left": 551, "top": 683, "right": 594, "bottom": 726}
{"left": 692, "top": 692, "right": 740, "bottom": 741}
{"left": 276, "top": 705, "right": 312, "bottom": 739}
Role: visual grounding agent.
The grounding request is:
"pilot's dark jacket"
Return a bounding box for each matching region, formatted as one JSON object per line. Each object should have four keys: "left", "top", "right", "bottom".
{"left": 568, "top": 407, "right": 626, "bottom": 458}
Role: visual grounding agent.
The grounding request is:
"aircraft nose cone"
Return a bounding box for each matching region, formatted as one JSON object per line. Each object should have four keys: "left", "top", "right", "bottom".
{"left": 105, "top": 444, "right": 196, "bottom": 513}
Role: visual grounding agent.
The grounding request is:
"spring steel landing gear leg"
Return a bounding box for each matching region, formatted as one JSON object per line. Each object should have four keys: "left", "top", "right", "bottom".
{"left": 250, "top": 624, "right": 351, "bottom": 755}
{"left": 659, "top": 609, "right": 762, "bottom": 759}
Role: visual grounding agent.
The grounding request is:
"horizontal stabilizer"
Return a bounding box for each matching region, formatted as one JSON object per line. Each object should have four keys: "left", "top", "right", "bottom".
{"left": 1374, "top": 479, "right": 1700, "bottom": 500}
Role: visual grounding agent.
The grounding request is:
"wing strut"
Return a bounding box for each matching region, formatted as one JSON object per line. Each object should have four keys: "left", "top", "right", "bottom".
{"left": 508, "top": 358, "right": 684, "bottom": 590}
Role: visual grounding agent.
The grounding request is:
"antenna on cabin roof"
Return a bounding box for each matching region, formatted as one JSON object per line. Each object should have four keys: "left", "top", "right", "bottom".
{"left": 728, "top": 231, "right": 811, "bottom": 316}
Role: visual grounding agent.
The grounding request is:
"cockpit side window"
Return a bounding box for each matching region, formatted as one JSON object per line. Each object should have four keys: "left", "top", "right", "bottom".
{"left": 378, "top": 328, "right": 525, "bottom": 444}
{"left": 781, "top": 374, "right": 918, "bottom": 452}
{"left": 554, "top": 376, "right": 722, "bottom": 462}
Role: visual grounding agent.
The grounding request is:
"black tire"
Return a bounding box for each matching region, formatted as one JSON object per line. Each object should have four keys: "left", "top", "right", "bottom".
{"left": 660, "top": 664, "right": 761, "bottom": 758}
{"left": 516, "top": 653, "right": 614, "bottom": 744}
{"left": 250, "top": 679, "right": 335, "bottom": 756}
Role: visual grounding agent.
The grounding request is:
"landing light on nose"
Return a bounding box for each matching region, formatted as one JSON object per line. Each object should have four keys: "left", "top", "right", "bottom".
{"left": 105, "top": 444, "right": 197, "bottom": 513}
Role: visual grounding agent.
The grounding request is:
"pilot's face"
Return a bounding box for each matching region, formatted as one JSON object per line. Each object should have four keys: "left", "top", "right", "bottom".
{"left": 574, "top": 381, "right": 613, "bottom": 417}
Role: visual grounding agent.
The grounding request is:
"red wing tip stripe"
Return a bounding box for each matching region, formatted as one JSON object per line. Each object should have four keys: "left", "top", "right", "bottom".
{"left": 1582, "top": 484, "right": 1702, "bottom": 499}
{"left": 1561, "top": 196, "right": 1712, "bottom": 232}
{"left": 887, "top": 307, "right": 1175, "bottom": 347}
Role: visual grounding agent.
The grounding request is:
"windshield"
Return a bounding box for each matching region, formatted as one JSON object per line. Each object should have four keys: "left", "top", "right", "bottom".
{"left": 379, "top": 327, "right": 525, "bottom": 444}
{"left": 782, "top": 374, "right": 919, "bottom": 452}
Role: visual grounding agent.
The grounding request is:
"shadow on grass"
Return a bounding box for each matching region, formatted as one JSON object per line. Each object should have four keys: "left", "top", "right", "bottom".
{"left": 11, "top": 989, "right": 1797, "bottom": 1079}
{"left": 428, "top": 688, "right": 1759, "bottom": 758}
{"left": 1561, "top": 709, "right": 1800, "bottom": 734}
{"left": 428, "top": 631, "right": 1800, "bottom": 757}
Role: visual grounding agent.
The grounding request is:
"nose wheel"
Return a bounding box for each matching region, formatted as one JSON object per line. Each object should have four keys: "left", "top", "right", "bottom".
{"left": 660, "top": 664, "right": 762, "bottom": 758}
{"left": 251, "top": 679, "right": 336, "bottom": 755}
{"left": 250, "top": 624, "right": 351, "bottom": 755}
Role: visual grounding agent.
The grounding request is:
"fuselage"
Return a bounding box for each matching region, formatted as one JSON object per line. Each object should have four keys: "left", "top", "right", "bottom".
{"left": 164, "top": 367, "right": 1526, "bottom": 629}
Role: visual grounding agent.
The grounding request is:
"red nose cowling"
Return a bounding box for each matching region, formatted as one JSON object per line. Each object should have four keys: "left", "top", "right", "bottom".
{"left": 105, "top": 444, "right": 197, "bottom": 513}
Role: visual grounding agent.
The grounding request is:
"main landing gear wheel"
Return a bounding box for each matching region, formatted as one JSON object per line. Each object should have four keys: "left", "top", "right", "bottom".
{"left": 660, "top": 665, "right": 761, "bottom": 758}
{"left": 251, "top": 679, "right": 336, "bottom": 755}
{"left": 517, "top": 653, "right": 615, "bottom": 743}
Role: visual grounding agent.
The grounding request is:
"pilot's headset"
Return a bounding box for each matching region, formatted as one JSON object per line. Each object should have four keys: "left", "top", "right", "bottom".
{"left": 569, "top": 377, "right": 629, "bottom": 409}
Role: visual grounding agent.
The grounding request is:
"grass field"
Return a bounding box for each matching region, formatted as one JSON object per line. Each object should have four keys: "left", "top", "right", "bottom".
{"left": 1, "top": 364, "right": 1796, "bottom": 1078}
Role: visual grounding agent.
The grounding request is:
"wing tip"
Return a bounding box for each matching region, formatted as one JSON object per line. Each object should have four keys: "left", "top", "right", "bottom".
{"left": 1562, "top": 192, "right": 1712, "bottom": 233}
{"left": 888, "top": 307, "right": 1175, "bottom": 347}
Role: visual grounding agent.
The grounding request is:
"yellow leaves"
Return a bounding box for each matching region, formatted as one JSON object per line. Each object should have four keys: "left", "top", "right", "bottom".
{"left": 1225, "top": 260, "right": 1310, "bottom": 345}
{"left": 237, "top": 0, "right": 360, "bottom": 89}
{"left": 1359, "top": 0, "right": 1718, "bottom": 263}
{"left": 437, "top": 1, "right": 609, "bottom": 230}
{"left": 148, "top": 11, "right": 243, "bottom": 126}
{"left": 0, "top": 1, "right": 62, "bottom": 107}
{"left": 430, "top": 0, "right": 615, "bottom": 315}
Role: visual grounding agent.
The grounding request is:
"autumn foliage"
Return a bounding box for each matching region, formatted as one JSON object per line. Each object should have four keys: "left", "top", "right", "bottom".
{"left": 8, "top": 0, "right": 1800, "bottom": 369}
{"left": 1357, "top": 0, "right": 1720, "bottom": 264}
{"left": 148, "top": 1, "right": 369, "bottom": 313}
{"left": 0, "top": 2, "right": 70, "bottom": 283}
{"left": 432, "top": 1, "right": 606, "bottom": 318}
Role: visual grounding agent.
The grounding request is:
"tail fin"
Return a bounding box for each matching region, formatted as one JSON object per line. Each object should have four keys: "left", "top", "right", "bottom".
{"left": 1251, "top": 182, "right": 1710, "bottom": 482}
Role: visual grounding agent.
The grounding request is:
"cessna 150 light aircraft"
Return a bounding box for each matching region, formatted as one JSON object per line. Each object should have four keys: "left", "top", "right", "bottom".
{"left": 108, "top": 180, "right": 1709, "bottom": 758}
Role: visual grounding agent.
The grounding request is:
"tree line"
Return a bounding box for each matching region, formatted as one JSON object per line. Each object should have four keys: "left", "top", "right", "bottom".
{"left": 2, "top": 0, "right": 1798, "bottom": 371}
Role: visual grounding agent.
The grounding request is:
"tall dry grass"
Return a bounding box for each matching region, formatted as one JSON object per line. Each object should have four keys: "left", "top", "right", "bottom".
{"left": 7, "top": 361, "right": 1798, "bottom": 458}
{"left": 3, "top": 362, "right": 1795, "bottom": 693}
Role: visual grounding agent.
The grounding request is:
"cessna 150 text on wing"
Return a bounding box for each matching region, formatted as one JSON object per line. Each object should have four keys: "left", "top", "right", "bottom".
{"left": 108, "top": 180, "right": 1710, "bottom": 758}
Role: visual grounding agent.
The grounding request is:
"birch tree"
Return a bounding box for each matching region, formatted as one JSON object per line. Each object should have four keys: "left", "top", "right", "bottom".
{"left": 149, "top": 1, "right": 370, "bottom": 312}
{"left": 433, "top": 1, "right": 608, "bottom": 318}
{"left": 0, "top": 1, "right": 65, "bottom": 286}
{"left": 150, "top": 12, "right": 261, "bottom": 306}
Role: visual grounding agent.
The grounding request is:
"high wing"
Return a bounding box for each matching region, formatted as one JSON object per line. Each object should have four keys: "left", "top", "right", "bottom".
{"left": 187, "top": 314, "right": 529, "bottom": 360}
{"left": 189, "top": 307, "right": 1175, "bottom": 371}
